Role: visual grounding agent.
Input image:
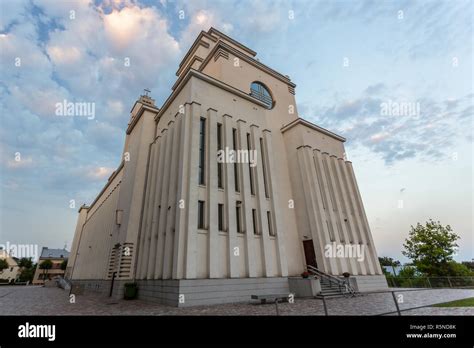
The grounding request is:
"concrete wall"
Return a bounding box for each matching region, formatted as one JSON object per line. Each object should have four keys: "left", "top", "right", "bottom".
{"left": 71, "top": 170, "right": 122, "bottom": 280}
{"left": 350, "top": 275, "right": 388, "bottom": 292}
{"left": 137, "top": 277, "right": 289, "bottom": 307}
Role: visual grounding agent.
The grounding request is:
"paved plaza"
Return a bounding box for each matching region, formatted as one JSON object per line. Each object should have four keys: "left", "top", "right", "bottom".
{"left": 0, "top": 286, "right": 473, "bottom": 316}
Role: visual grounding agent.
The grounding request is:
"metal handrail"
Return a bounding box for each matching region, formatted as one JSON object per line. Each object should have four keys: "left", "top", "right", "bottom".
{"left": 307, "top": 265, "right": 357, "bottom": 296}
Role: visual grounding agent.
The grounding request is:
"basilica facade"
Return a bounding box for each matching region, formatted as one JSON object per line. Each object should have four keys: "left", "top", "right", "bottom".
{"left": 67, "top": 28, "right": 387, "bottom": 306}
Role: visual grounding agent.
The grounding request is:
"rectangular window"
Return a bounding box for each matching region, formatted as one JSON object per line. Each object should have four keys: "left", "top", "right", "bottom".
{"left": 232, "top": 128, "right": 240, "bottom": 192}
{"left": 236, "top": 202, "right": 242, "bottom": 233}
{"left": 326, "top": 220, "right": 335, "bottom": 242}
{"left": 267, "top": 211, "right": 275, "bottom": 236}
{"left": 217, "top": 123, "right": 223, "bottom": 189}
{"left": 218, "top": 203, "right": 224, "bottom": 231}
{"left": 252, "top": 209, "right": 259, "bottom": 235}
{"left": 260, "top": 138, "right": 269, "bottom": 198}
{"left": 199, "top": 118, "right": 206, "bottom": 185}
{"left": 247, "top": 133, "right": 255, "bottom": 195}
{"left": 198, "top": 200, "right": 205, "bottom": 229}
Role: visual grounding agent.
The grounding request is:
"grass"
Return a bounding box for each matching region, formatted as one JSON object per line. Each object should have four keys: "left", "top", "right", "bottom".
{"left": 433, "top": 297, "right": 474, "bottom": 307}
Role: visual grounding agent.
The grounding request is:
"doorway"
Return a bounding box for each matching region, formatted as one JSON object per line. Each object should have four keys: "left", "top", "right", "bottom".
{"left": 303, "top": 240, "right": 318, "bottom": 268}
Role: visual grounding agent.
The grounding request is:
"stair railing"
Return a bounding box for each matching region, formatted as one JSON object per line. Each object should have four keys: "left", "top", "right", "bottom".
{"left": 307, "top": 265, "right": 357, "bottom": 297}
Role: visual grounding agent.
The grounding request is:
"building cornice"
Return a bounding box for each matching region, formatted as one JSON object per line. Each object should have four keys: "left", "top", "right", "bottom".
{"left": 177, "top": 31, "right": 216, "bottom": 70}
{"left": 172, "top": 40, "right": 296, "bottom": 91}
{"left": 208, "top": 27, "right": 257, "bottom": 57}
{"left": 281, "top": 118, "right": 346, "bottom": 142}
{"left": 155, "top": 69, "right": 268, "bottom": 122}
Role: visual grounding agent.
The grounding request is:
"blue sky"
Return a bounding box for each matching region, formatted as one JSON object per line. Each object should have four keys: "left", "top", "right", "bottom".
{"left": 0, "top": 0, "right": 472, "bottom": 263}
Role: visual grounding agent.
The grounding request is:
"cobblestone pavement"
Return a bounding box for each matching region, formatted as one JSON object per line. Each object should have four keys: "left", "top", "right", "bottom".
{"left": 0, "top": 286, "right": 473, "bottom": 316}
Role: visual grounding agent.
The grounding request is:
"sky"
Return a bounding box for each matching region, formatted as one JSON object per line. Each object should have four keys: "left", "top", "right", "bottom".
{"left": 0, "top": 0, "right": 472, "bottom": 263}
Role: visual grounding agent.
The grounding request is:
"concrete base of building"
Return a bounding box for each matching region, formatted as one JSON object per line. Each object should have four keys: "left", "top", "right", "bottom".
{"left": 349, "top": 275, "right": 388, "bottom": 292}
{"left": 136, "top": 277, "right": 290, "bottom": 307}
{"left": 70, "top": 279, "right": 128, "bottom": 300}
{"left": 71, "top": 277, "right": 290, "bottom": 306}
{"left": 288, "top": 277, "right": 321, "bottom": 298}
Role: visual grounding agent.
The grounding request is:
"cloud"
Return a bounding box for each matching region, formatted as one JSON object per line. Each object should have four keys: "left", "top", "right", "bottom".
{"left": 312, "top": 87, "right": 472, "bottom": 165}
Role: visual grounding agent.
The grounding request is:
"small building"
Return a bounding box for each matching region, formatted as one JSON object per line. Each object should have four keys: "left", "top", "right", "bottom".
{"left": 0, "top": 249, "right": 20, "bottom": 283}
{"left": 32, "top": 247, "right": 69, "bottom": 285}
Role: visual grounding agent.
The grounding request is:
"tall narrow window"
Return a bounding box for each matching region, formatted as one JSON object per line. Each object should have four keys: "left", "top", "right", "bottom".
{"left": 247, "top": 133, "right": 255, "bottom": 195}
{"left": 232, "top": 128, "right": 240, "bottom": 192}
{"left": 198, "top": 118, "right": 206, "bottom": 185}
{"left": 252, "top": 209, "right": 259, "bottom": 235}
{"left": 217, "top": 123, "right": 223, "bottom": 189}
{"left": 236, "top": 202, "right": 242, "bottom": 233}
{"left": 267, "top": 211, "right": 275, "bottom": 236}
{"left": 260, "top": 138, "right": 269, "bottom": 198}
{"left": 198, "top": 201, "right": 205, "bottom": 229}
{"left": 218, "top": 204, "right": 224, "bottom": 231}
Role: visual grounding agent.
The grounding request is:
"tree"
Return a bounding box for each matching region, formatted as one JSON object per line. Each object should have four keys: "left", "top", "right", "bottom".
{"left": 18, "top": 263, "right": 36, "bottom": 282}
{"left": 60, "top": 259, "right": 68, "bottom": 271}
{"left": 402, "top": 220, "right": 459, "bottom": 276}
{"left": 39, "top": 259, "right": 53, "bottom": 281}
{"left": 0, "top": 259, "right": 8, "bottom": 272}
{"left": 18, "top": 257, "right": 33, "bottom": 269}
{"left": 378, "top": 256, "right": 401, "bottom": 275}
{"left": 18, "top": 258, "right": 35, "bottom": 282}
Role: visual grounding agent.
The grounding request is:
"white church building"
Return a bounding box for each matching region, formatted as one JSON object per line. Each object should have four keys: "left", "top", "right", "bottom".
{"left": 67, "top": 28, "right": 387, "bottom": 306}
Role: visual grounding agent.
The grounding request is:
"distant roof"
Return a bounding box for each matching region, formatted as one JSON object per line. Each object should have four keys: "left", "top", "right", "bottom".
{"left": 40, "top": 247, "right": 69, "bottom": 259}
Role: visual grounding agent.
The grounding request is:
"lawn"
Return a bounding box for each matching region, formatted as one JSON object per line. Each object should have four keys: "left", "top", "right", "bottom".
{"left": 433, "top": 297, "right": 474, "bottom": 307}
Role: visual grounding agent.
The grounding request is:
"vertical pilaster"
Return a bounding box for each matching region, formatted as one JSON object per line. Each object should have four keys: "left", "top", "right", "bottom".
{"left": 262, "top": 130, "right": 288, "bottom": 277}
{"left": 237, "top": 119, "right": 256, "bottom": 277}
{"left": 334, "top": 158, "right": 365, "bottom": 275}
{"left": 328, "top": 155, "right": 357, "bottom": 273}
{"left": 184, "top": 102, "right": 201, "bottom": 279}
{"left": 154, "top": 123, "right": 174, "bottom": 279}
{"left": 251, "top": 125, "right": 272, "bottom": 276}
{"left": 315, "top": 150, "right": 344, "bottom": 274}
{"left": 207, "top": 108, "right": 219, "bottom": 278}
{"left": 172, "top": 108, "right": 191, "bottom": 279}
{"left": 223, "top": 114, "right": 239, "bottom": 278}
{"left": 163, "top": 117, "right": 181, "bottom": 279}
{"left": 137, "top": 141, "right": 156, "bottom": 278}
{"left": 147, "top": 130, "right": 167, "bottom": 279}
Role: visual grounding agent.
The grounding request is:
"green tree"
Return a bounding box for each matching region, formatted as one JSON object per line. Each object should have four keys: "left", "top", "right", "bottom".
{"left": 18, "top": 257, "right": 33, "bottom": 269}
{"left": 39, "top": 259, "right": 53, "bottom": 281}
{"left": 18, "top": 264, "right": 36, "bottom": 282}
{"left": 378, "top": 256, "right": 401, "bottom": 275}
{"left": 402, "top": 220, "right": 459, "bottom": 276}
{"left": 0, "top": 259, "right": 9, "bottom": 272}
{"left": 60, "top": 259, "right": 68, "bottom": 271}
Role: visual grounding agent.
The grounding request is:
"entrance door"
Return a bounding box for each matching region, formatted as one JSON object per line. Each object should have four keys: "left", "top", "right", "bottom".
{"left": 303, "top": 240, "right": 317, "bottom": 268}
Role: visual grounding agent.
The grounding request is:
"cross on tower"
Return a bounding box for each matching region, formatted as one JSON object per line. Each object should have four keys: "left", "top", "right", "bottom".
{"left": 143, "top": 88, "right": 151, "bottom": 97}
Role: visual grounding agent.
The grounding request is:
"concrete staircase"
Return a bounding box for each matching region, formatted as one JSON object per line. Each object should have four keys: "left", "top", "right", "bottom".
{"left": 307, "top": 265, "right": 358, "bottom": 298}
{"left": 319, "top": 277, "right": 347, "bottom": 297}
